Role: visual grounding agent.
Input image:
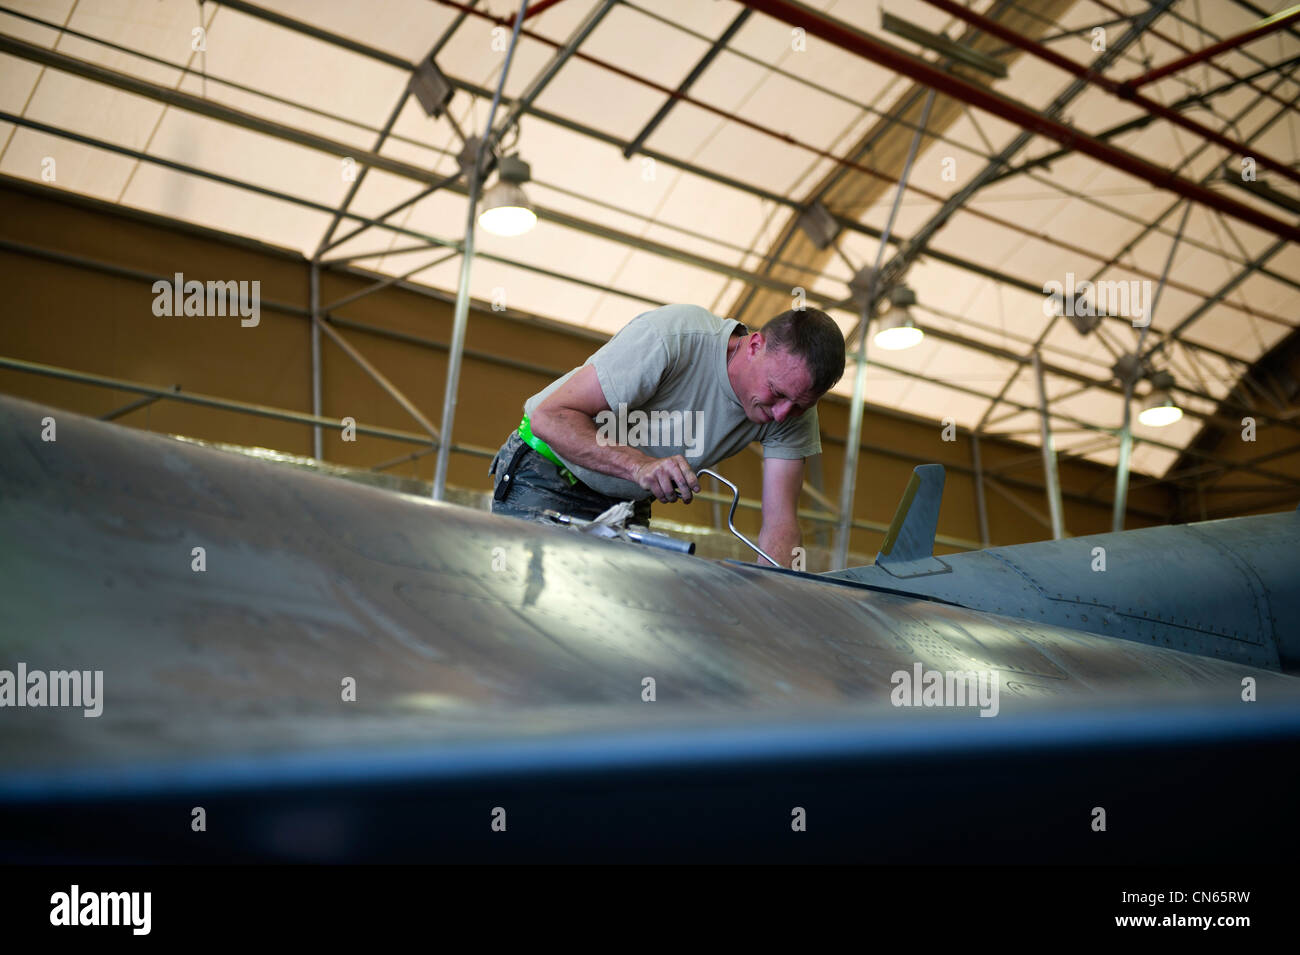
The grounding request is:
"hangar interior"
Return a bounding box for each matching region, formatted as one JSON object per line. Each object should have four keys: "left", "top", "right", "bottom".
{"left": 2, "top": 0, "right": 1300, "bottom": 865}
{"left": 1, "top": 0, "right": 1297, "bottom": 569}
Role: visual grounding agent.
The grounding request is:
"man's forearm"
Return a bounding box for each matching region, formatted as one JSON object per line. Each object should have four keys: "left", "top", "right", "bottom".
{"left": 531, "top": 407, "right": 652, "bottom": 482}
{"left": 758, "top": 521, "right": 801, "bottom": 568}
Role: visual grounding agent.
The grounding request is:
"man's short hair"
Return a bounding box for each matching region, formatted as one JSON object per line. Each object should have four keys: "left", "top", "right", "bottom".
{"left": 762, "top": 307, "right": 846, "bottom": 395}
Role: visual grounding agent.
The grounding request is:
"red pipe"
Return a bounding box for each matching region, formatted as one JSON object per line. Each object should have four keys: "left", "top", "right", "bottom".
{"left": 1090, "top": 0, "right": 1298, "bottom": 120}
{"left": 507, "top": 0, "right": 567, "bottom": 28}
{"left": 1125, "top": 4, "right": 1300, "bottom": 90}
{"left": 919, "top": 0, "right": 1300, "bottom": 187}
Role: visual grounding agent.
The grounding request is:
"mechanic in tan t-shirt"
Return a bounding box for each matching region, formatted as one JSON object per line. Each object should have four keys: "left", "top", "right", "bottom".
{"left": 489, "top": 303, "right": 846, "bottom": 567}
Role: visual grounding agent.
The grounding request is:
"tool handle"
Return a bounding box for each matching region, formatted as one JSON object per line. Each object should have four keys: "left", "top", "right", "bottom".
{"left": 697, "top": 468, "right": 781, "bottom": 566}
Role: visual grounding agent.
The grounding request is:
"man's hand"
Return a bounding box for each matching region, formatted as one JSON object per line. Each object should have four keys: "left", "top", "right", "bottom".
{"left": 634, "top": 454, "right": 700, "bottom": 503}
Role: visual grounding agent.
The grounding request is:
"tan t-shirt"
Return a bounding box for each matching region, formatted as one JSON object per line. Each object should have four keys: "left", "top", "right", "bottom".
{"left": 523, "top": 304, "right": 821, "bottom": 500}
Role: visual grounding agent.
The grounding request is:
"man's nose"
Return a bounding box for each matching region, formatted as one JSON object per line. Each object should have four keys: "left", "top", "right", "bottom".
{"left": 773, "top": 400, "right": 793, "bottom": 422}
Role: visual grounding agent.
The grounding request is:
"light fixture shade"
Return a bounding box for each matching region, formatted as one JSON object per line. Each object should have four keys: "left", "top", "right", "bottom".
{"left": 478, "top": 181, "right": 536, "bottom": 236}
{"left": 1138, "top": 389, "right": 1183, "bottom": 427}
{"left": 873, "top": 308, "right": 924, "bottom": 350}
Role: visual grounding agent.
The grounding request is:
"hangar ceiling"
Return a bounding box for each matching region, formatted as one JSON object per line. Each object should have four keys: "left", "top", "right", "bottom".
{"left": 0, "top": 0, "right": 1297, "bottom": 486}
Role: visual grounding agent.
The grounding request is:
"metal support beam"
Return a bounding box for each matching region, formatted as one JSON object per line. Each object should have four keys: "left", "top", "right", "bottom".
{"left": 310, "top": 261, "right": 322, "bottom": 460}
{"left": 983, "top": 476, "right": 1054, "bottom": 531}
{"left": 314, "top": 94, "right": 411, "bottom": 259}
{"left": 430, "top": 0, "right": 614, "bottom": 501}
{"left": 314, "top": 315, "right": 442, "bottom": 442}
{"left": 1032, "top": 350, "right": 1066, "bottom": 540}
{"left": 739, "top": 0, "right": 1300, "bottom": 243}
{"left": 623, "top": 9, "right": 752, "bottom": 159}
{"left": 818, "top": 426, "right": 1164, "bottom": 520}
{"left": 322, "top": 242, "right": 446, "bottom": 265}
{"left": 324, "top": 315, "right": 565, "bottom": 381}
{"left": 1123, "top": 0, "right": 1300, "bottom": 121}
{"left": 1112, "top": 410, "right": 1134, "bottom": 531}
{"left": 146, "top": 0, "right": 986, "bottom": 267}
{"left": 0, "top": 35, "right": 450, "bottom": 188}
{"left": 984, "top": 426, "right": 1100, "bottom": 439}
{"left": 984, "top": 433, "right": 1119, "bottom": 478}
{"left": 987, "top": 15, "right": 1133, "bottom": 55}
{"left": 805, "top": 451, "right": 829, "bottom": 549}
{"left": 972, "top": 432, "right": 990, "bottom": 547}
{"left": 859, "top": 1, "right": 1168, "bottom": 338}
{"left": 1236, "top": 440, "right": 1300, "bottom": 470}
{"left": 211, "top": 0, "right": 410, "bottom": 66}
{"left": 833, "top": 330, "right": 873, "bottom": 564}
{"left": 909, "top": 318, "right": 1300, "bottom": 439}
{"left": 0, "top": 112, "right": 459, "bottom": 250}
{"left": 1230, "top": 0, "right": 1300, "bottom": 63}
{"left": 1193, "top": 482, "right": 1300, "bottom": 494}
{"left": 1091, "top": 67, "right": 1300, "bottom": 364}
{"left": 833, "top": 89, "right": 935, "bottom": 571}
{"left": 920, "top": 0, "right": 1300, "bottom": 188}
{"left": 1114, "top": 200, "right": 1192, "bottom": 531}
{"left": 489, "top": 0, "right": 618, "bottom": 156}
{"left": 371, "top": 445, "right": 440, "bottom": 473}
{"left": 985, "top": 53, "right": 1300, "bottom": 187}
{"left": 1201, "top": 491, "right": 1300, "bottom": 519}
{"left": 0, "top": 354, "right": 464, "bottom": 450}
{"left": 731, "top": 81, "right": 929, "bottom": 324}
{"left": 433, "top": 0, "right": 529, "bottom": 501}
{"left": 317, "top": 173, "right": 463, "bottom": 259}
{"left": 323, "top": 251, "right": 460, "bottom": 312}
{"left": 982, "top": 433, "right": 1118, "bottom": 485}
{"left": 313, "top": 0, "right": 478, "bottom": 257}
{"left": 100, "top": 392, "right": 169, "bottom": 421}
{"left": 1123, "top": 4, "right": 1300, "bottom": 90}
{"left": 1146, "top": 239, "right": 1290, "bottom": 361}
{"left": 972, "top": 62, "right": 1299, "bottom": 448}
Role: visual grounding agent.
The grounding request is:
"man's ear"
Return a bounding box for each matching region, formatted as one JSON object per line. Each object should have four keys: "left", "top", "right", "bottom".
{"left": 749, "top": 331, "right": 766, "bottom": 356}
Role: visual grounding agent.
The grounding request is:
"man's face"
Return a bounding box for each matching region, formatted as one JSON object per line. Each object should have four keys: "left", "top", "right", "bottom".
{"left": 740, "top": 338, "right": 819, "bottom": 425}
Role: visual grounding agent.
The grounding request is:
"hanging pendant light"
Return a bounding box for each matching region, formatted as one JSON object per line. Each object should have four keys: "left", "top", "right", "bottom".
{"left": 873, "top": 285, "right": 924, "bottom": 350}
{"left": 1138, "top": 370, "right": 1183, "bottom": 427}
{"left": 478, "top": 153, "right": 536, "bottom": 237}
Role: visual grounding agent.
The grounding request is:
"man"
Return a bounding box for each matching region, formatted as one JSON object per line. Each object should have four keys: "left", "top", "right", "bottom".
{"left": 489, "top": 303, "right": 846, "bottom": 567}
